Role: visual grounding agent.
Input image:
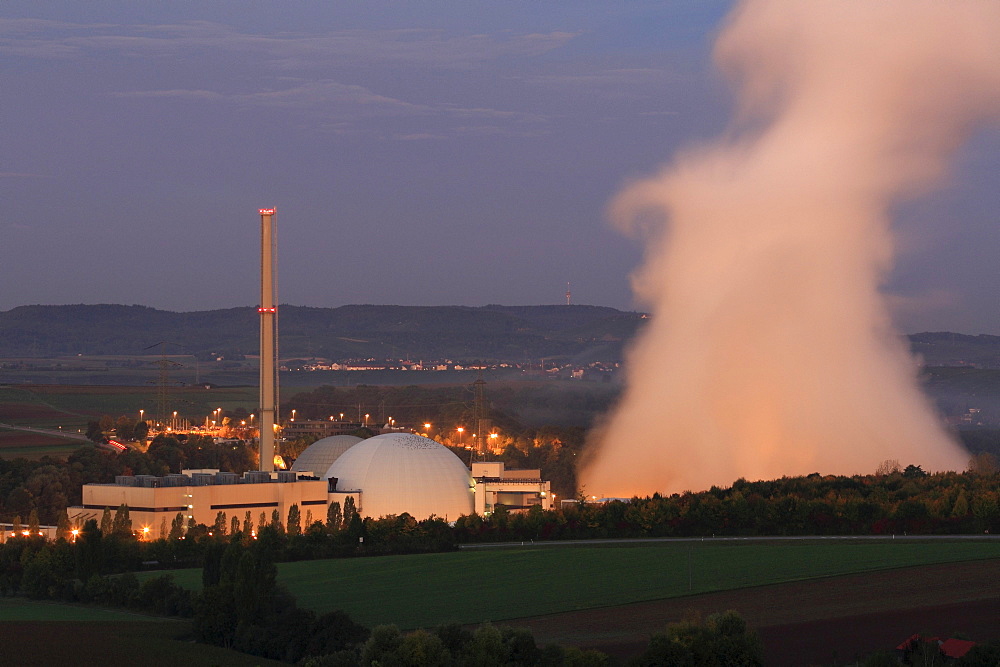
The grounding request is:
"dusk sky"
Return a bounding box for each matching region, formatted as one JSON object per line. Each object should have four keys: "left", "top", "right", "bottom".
{"left": 2, "top": 1, "right": 998, "bottom": 333}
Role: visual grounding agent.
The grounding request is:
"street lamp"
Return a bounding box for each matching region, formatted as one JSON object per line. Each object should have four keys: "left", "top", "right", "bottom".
{"left": 364, "top": 413, "right": 370, "bottom": 425}
{"left": 139, "top": 409, "right": 144, "bottom": 422}
{"left": 290, "top": 409, "right": 296, "bottom": 422}
{"left": 457, "top": 426, "right": 464, "bottom": 446}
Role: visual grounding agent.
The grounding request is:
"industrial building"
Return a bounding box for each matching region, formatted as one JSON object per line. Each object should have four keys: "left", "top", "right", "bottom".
{"left": 68, "top": 433, "right": 552, "bottom": 535}
{"left": 66, "top": 210, "right": 551, "bottom": 535}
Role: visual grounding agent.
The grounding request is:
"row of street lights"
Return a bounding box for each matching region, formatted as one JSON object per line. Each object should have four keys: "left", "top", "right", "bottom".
{"left": 135, "top": 407, "right": 257, "bottom": 434}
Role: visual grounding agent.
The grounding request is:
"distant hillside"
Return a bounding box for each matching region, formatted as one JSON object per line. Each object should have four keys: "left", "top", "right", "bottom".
{"left": 4, "top": 305, "right": 999, "bottom": 368}
{"left": 909, "top": 332, "right": 1000, "bottom": 369}
{"left": 0, "top": 304, "right": 646, "bottom": 363}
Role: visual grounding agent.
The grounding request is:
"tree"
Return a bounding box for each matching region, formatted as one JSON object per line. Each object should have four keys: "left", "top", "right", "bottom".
{"left": 168, "top": 512, "right": 185, "bottom": 540}
{"left": 903, "top": 464, "right": 927, "bottom": 478}
{"left": 112, "top": 504, "right": 132, "bottom": 537}
{"left": 875, "top": 459, "right": 901, "bottom": 476}
{"left": 326, "top": 501, "right": 342, "bottom": 534}
{"left": 85, "top": 421, "right": 106, "bottom": 443}
{"left": 343, "top": 496, "right": 358, "bottom": 530}
{"left": 213, "top": 511, "right": 228, "bottom": 536}
{"left": 75, "top": 519, "right": 103, "bottom": 580}
{"left": 951, "top": 489, "right": 970, "bottom": 518}
{"left": 632, "top": 610, "right": 763, "bottom": 667}
{"left": 22, "top": 549, "right": 58, "bottom": 600}
{"left": 969, "top": 452, "right": 999, "bottom": 476}
{"left": 361, "top": 625, "right": 404, "bottom": 666}
{"left": 232, "top": 549, "right": 277, "bottom": 628}
{"left": 134, "top": 420, "right": 150, "bottom": 442}
{"left": 230, "top": 515, "right": 240, "bottom": 535}
{"left": 287, "top": 504, "right": 302, "bottom": 537}
{"left": 27, "top": 509, "right": 41, "bottom": 537}
{"left": 99, "top": 415, "right": 115, "bottom": 433}
{"left": 100, "top": 507, "right": 113, "bottom": 536}
{"left": 115, "top": 416, "right": 136, "bottom": 442}
{"left": 56, "top": 511, "right": 71, "bottom": 540}
{"left": 271, "top": 509, "right": 281, "bottom": 530}
{"left": 243, "top": 511, "right": 253, "bottom": 535}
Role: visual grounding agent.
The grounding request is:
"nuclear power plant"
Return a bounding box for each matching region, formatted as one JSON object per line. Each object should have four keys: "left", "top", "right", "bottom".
{"left": 67, "top": 209, "right": 552, "bottom": 535}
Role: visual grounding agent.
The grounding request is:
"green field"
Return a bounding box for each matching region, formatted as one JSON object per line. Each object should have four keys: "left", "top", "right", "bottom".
{"left": 0, "top": 597, "right": 163, "bottom": 622}
{"left": 145, "top": 539, "right": 1000, "bottom": 629}
{"left": 0, "top": 384, "right": 257, "bottom": 426}
{"left": 0, "top": 599, "right": 287, "bottom": 665}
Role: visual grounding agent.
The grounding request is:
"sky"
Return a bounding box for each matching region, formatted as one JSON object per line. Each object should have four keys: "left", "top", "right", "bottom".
{"left": 2, "top": 1, "right": 998, "bottom": 333}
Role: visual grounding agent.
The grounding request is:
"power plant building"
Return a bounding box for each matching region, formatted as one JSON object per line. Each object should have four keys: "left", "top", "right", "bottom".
{"left": 68, "top": 433, "right": 552, "bottom": 536}
{"left": 67, "top": 209, "right": 553, "bottom": 537}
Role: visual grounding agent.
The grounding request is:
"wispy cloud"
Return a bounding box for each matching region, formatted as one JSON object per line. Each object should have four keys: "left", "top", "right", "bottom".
{"left": 0, "top": 18, "right": 576, "bottom": 69}
{"left": 0, "top": 171, "right": 49, "bottom": 179}
{"left": 2, "top": 18, "right": 566, "bottom": 138}
{"left": 116, "top": 79, "right": 548, "bottom": 137}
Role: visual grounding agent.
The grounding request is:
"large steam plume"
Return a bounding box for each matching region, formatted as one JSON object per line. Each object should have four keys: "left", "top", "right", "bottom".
{"left": 581, "top": 0, "right": 1000, "bottom": 497}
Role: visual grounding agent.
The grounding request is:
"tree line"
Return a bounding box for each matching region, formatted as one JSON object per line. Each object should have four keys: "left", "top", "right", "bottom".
{"left": 456, "top": 465, "right": 1000, "bottom": 543}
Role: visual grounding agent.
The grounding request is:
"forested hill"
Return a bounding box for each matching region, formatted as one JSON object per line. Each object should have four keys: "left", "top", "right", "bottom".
{"left": 0, "top": 303, "right": 646, "bottom": 362}
{"left": 3, "top": 304, "right": 997, "bottom": 366}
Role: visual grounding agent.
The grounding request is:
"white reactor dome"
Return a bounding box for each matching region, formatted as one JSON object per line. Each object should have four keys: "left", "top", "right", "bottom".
{"left": 290, "top": 435, "right": 363, "bottom": 478}
{"left": 328, "top": 432, "right": 474, "bottom": 521}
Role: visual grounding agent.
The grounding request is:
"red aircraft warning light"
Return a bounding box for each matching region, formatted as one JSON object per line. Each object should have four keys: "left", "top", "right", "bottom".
{"left": 259, "top": 208, "right": 276, "bottom": 215}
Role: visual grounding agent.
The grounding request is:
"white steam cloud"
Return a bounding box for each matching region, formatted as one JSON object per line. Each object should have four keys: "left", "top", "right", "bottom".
{"left": 581, "top": 0, "right": 1000, "bottom": 497}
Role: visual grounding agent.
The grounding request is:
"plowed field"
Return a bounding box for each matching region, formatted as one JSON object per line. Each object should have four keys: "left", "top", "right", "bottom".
{"left": 510, "top": 559, "right": 1000, "bottom": 665}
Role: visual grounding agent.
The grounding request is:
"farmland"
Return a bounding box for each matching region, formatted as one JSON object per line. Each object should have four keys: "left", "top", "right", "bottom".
{"left": 0, "top": 621, "right": 284, "bottom": 666}
{"left": 143, "top": 538, "right": 1000, "bottom": 630}
{"left": 0, "top": 384, "right": 258, "bottom": 459}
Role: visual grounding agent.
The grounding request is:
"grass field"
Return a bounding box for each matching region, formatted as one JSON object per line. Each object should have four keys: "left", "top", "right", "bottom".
{"left": 0, "top": 384, "right": 257, "bottom": 428}
{"left": 0, "top": 597, "right": 165, "bottom": 622}
{"left": 0, "top": 598, "right": 286, "bottom": 665}
{"left": 0, "top": 619, "right": 286, "bottom": 666}
{"left": 144, "top": 539, "right": 1000, "bottom": 629}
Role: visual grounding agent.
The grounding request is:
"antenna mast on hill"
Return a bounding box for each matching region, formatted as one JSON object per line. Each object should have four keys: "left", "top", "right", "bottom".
{"left": 566, "top": 282, "right": 571, "bottom": 306}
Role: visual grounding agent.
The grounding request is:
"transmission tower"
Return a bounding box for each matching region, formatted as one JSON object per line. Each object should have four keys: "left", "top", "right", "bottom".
{"left": 145, "top": 341, "right": 182, "bottom": 426}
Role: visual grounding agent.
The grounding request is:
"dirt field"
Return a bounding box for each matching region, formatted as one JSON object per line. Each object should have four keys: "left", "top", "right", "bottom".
{"left": 0, "top": 402, "right": 78, "bottom": 422}
{"left": 0, "top": 430, "right": 69, "bottom": 448}
{"left": 509, "top": 559, "right": 1000, "bottom": 665}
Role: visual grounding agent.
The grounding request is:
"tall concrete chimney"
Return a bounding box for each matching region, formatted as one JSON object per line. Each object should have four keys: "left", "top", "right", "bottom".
{"left": 258, "top": 208, "right": 277, "bottom": 472}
